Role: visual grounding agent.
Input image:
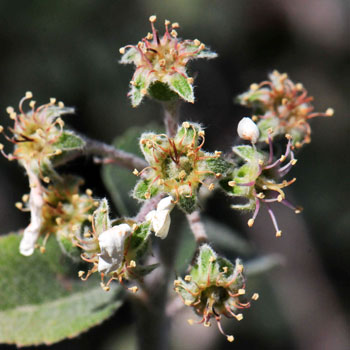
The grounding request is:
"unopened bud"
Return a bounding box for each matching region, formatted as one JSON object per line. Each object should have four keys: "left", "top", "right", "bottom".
{"left": 237, "top": 117, "right": 260, "bottom": 144}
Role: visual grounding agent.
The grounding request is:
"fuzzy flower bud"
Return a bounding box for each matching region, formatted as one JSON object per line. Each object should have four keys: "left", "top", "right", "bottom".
{"left": 237, "top": 117, "right": 259, "bottom": 144}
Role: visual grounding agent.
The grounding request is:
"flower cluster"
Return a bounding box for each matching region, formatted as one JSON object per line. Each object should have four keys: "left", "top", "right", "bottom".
{"left": 222, "top": 127, "right": 301, "bottom": 237}
{"left": 174, "top": 244, "right": 258, "bottom": 342}
{"left": 120, "top": 15, "right": 217, "bottom": 107}
{"left": 237, "top": 70, "right": 334, "bottom": 147}
{"left": 76, "top": 199, "right": 155, "bottom": 291}
{"left": 133, "top": 122, "right": 231, "bottom": 213}
{"left": 17, "top": 175, "right": 98, "bottom": 256}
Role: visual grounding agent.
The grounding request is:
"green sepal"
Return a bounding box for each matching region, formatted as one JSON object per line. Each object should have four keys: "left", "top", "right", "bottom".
{"left": 133, "top": 263, "right": 159, "bottom": 277}
{"left": 53, "top": 131, "right": 85, "bottom": 151}
{"left": 178, "top": 194, "right": 197, "bottom": 214}
{"left": 130, "top": 71, "right": 149, "bottom": 107}
{"left": 192, "top": 244, "right": 217, "bottom": 282}
{"left": 148, "top": 81, "right": 178, "bottom": 102}
{"left": 196, "top": 49, "right": 218, "bottom": 59}
{"left": 127, "top": 222, "right": 151, "bottom": 261}
{"left": 56, "top": 234, "right": 81, "bottom": 261}
{"left": 119, "top": 47, "right": 138, "bottom": 64}
{"left": 133, "top": 179, "right": 159, "bottom": 200}
{"left": 205, "top": 156, "right": 233, "bottom": 175}
{"left": 167, "top": 73, "right": 194, "bottom": 103}
{"left": 93, "top": 199, "right": 110, "bottom": 235}
{"left": 233, "top": 145, "right": 263, "bottom": 163}
{"left": 257, "top": 117, "right": 279, "bottom": 142}
{"left": 175, "top": 122, "right": 202, "bottom": 147}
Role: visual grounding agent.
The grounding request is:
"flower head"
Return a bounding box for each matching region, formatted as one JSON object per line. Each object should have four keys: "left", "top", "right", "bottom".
{"left": 120, "top": 15, "right": 217, "bottom": 107}
{"left": 223, "top": 133, "right": 302, "bottom": 237}
{"left": 237, "top": 70, "right": 334, "bottom": 147}
{"left": 0, "top": 92, "right": 74, "bottom": 175}
{"left": 133, "top": 122, "right": 231, "bottom": 213}
{"left": 174, "top": 244, "right": 258, "bottom": 342}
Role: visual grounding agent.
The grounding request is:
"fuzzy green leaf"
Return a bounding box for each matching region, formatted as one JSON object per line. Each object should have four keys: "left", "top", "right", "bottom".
{"left": 94, "top": 198, "right": 111, "bottom": 234}
{"left": 130, "top": 72, "right": 148, "bottom": 107}
{"left": 0, "top": 233, "right": 123, "bottom": 346}
{"left": 133, "top": 179, "right": 159, "bottom": 201}
{"left": 178, "top": 194, "right": 197, "bottom": 214}
{"left": 206, "top": 156, "right": 233, "bottom": 175}
{"left": 148, "top": 81, "right": 178, "bottom": 102}
{"left": 168, "top": 73, "right": 194, "bottom": 103}
{"left": 53, "top": 131, "right": 85, "bottom": 151}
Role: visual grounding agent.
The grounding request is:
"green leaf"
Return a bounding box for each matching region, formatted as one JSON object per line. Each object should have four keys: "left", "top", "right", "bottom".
{"left": 148, "top": 81, "right": 178, "bottom": 102}
{"left": 130, "top": 71, "right": 148, "bottom": 107}
{"left": 205, "top": 156, "right": 233, "bottom": 175}
{"left": 168, "top": 73, "right": 194, "bottom": 103}
{"left": 178, "top": 194, "right": 197, "bottom": 214}
{"left": 102, "top": 124, "right": 161, "bottom": 216}
{"left": 53, "top": 131, "right": 85, "bottom": 151}
{"left": 0, "top": 233, "right": 123, "bottom": 346}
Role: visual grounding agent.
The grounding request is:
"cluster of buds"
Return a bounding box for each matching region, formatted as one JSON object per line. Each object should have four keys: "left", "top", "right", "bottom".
{"left": 119, "top": 15, "right": 217, "bottom": 107}
{"left": 16, "top": 175, "right": 98, "bottom": 256}
{"left": 223, "top": 123, "right": 301, "bottom": 237}
{"left": 0, "top": 91, "right": 75, "bottom": 176}
{"left": 76, "top": 199, "right": 155, "bottom": 292}
{"left": 237, "top": 70, "right": 334, "bottom": 147}
{"left": 174, "top": 244, "right": 258, "bottom": 342}
{"left": 133, "top": 122, "right": 231, "bottom": 213}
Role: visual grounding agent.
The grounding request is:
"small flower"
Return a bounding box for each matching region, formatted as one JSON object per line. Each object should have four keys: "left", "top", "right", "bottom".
{"left": 237, "top": 117, "right": 260, "bottom": 144}
{"left": 133, "top": 122, "right": 231, "bottom": 213}
{"left": 237, "top": 70, "right": 334, "bottom": 147}
{"left": 146, "top": 196, "right": 175, "bottom": 239}
{"left": 223, "top": 134, "right": 302, "bottom": 237}
{"left": 174, "top": 244, "right": 258, "bottom": 342}
{"left": 120, "top": 15, "right": 217, "bottom": 107}
{"left": 98, "top": 224, "right": 132, "bottom": 274}
{"left": 0, "top": 92, "right": 74, "bottom": 175}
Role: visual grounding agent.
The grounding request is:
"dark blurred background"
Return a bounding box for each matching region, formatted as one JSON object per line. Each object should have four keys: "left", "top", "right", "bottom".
{"left": 0, "top": 1, "right": 349, "bottom": 349}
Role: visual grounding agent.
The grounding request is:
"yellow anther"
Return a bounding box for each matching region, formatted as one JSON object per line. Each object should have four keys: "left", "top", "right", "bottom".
{"left": 172, "top": 22, "right": 180, "bottom": 29}
{"left": 25, "top": 91, "right": 33, "bottom": 99}
{"left": 215, "top": 173, "right": 221, "bottom": 178}
{"left": 133, "top": 169, "right": 139, "bottom": 176}
{"left": 277, "top": 195, "right": 283, "bottom": 202}
{"left": 173, "top": 279, "right": 181, "bottom": 286}
{"left": 194, "top": 39, "right": 201, "bottom": 46}
{"left": 295, "top": 83, "right": 303, "bottom": 90}
{"left": 252, "top": 115, "right": 258, "bottom": 122}
{"left": 198, "top": 130, "right": 205, "bottom": 138}
{"left": 280, "top": 155, "right": 286, "bottom": 162}
{"left": 236, "top": 314, "right": 243, "bottom": 321}
{"left": 149, "top": 15, "right": 157, "bottom": 23}
{"left": 94, "top": 201, "right": 99, "bottom": 207}
{"left": 238, "top": 288, "right": 246, "bottom": 295}
{"left": 72, "top": 224, "right": 79, "bottom": 231}
{"left": 170, "top": 30, "right": 178, "bottom": 38}
{"left": 248, "top": 218, "right": 254, "bottom": 227}
{"left": 223, "top": 266, "right": 228, "bottom": 273}
{"left": 132, "top": 224, "right": 138, "bottom": 230}
{"left": 6, "top": 106, "right": 14, "bottom": 114}
{"left": 50, "top": 97, "right": 57, "bottom": 104}
{"left": 0, "top": 143, "right": 3, "bottom": 151}
{"left": 58, "top": 101, "right": 65, "bottom": 108}
{"left": 72, "top": 194, "right": 79, "bottom": 201}
{"left": 119, "top": 47, "right": 125, "bottom": 54}
{"left": 15, "top": 202, "right": 23, "bottom": 210}
{"left": 198, "top": 43, "right": 205, "bottom": 51}
{"left": 0, "top": 126, "right": 3, "bottom": 133}
{"left": 159, "top": 59, "right": 166, "bottom": 67}
{"left": 22, "top": 194, "right": 29, "bottom": 202}
{"left": 291, "top": 159, "right": 297, "bottom": 165}
{"left": 187, "top": 319, "right": 194, "bottom": 325}
{"left": 295, "top": 207, "right": 303, "bottom": 214}
{"left": 203, "top": 321, "right": 211, "bottom": 327}
{"left": 228, "top": 181, "right": 236, "bottom": 187}
{"left": 209, "top": 256, "right": 216, "bottom": 263}
{"left": 208, "top": 183, "right": 215, "bottom": 191}
{"left": 85, "top": 189, "right": 93, "bottom": 196}
{"left": 250, "top": 83, "right": 259, "bottom": 91}
{"left": 184, "top": 300, "right": 192, "bottom": 306}
{"left": 40, "top": 246, "right": 46, "bottom": 254}
{"left": 88, "top": 215, "right": 93, "bottom": 222}
{"left": 43, "top": 177, "right": 50, "bottom": 184}
{"left": 55, "top": 149, "right": 62, "bottom": 155}
{"left": 184, "top": 275, "right": 192, "bottom": 282}
{"left": 282, "top": 98, "right": 288, "bottom": 105}
{"left": 187, "top": 77, "right": 194, "bottom": 84}
{"left": 78, "top": 271, "right": 85, "bottom": 278}
{"left": 84, "top": 232, "right": 91, "bottom": 238}
{"left": 164, "top": 19, "right": 170, "bottom": 26}
{"left": 141, "top": 88, "right": 147, "bottom": 95}
{"left": 257, "top": 192, "right": 265, "bottom": 199}
{"left": 215, "top": 151, "right": 222, "bottom": 157}
{"left": 276, "top": 230, "right": 282, "bottom": 237}
{"left": 129, "top": 260, "right": 137, "bottom": 268}
{"left": 227, "top": 335, "right": 234, "bottom": 342}
{"left": 252, "top": 293, "right": 259, "bottom": 300}
{"left": 146, "top": 33, "right": 153, "bottom": 40}
{"left": 258, "top": 159, "right": 264, "bottom": 166}
{"left": 326, "top": 108, "right": 334, "bottom": 116}
{"left": 128, "top": 286, "right": 138, "bottom": 293}
{"left": 285, "top": 133, "right": 292, "bottom": 140}
{"left": 9, "top": 113, "right": 16, "bottom": 120}
{"left": 144, "top": 192, "right": 151, "bottom": 199}
{"left": 55, "top": 217, "right": 62, "bottom": 225}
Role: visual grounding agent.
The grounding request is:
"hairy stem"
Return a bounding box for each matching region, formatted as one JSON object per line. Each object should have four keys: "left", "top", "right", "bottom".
{"left": 162, "top": 100, "right": 181, "bottom": 138}
{"left": 186, "top": 210, "right": 208, "bottom": 245}
{"left": 54, "top": 135, "right": 147, "bottom": 170}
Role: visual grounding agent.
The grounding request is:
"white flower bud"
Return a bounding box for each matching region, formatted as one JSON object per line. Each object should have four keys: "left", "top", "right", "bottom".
{"left": 146, "top": 196, "right": 175, "bottom": 239}
{"left": 98, "top": 224, "right": 131, "bottom": 274}
{"left": 237, "top": 117, "right": 260, "bottom": 144}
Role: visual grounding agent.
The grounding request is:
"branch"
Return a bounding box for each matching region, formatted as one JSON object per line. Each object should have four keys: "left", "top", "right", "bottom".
{"left": 54, "top": 135, "right": 147, "bottom": 171}
{"left": 162, "top": 100, "right": 181, "bottom": 138}
{"left": 186, "top": 210, "right": 208, "bottom": 245}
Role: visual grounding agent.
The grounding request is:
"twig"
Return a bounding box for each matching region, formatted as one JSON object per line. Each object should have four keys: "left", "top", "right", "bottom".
{"left": 162, "top": 100, "right": 181, "bottom": 138}
{"left": 135, "top": 194, "right": 164, "bottom": 222}
{"left": 186, "top": 210, "right": 208, "bottom": 245}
